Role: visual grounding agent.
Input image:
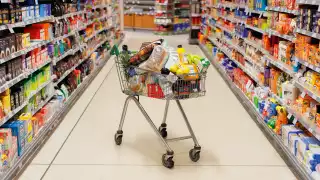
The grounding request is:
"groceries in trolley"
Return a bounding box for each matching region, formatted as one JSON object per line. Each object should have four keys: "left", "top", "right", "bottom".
{"left": 116, "top": 39, "right": 210, "bottom": 99}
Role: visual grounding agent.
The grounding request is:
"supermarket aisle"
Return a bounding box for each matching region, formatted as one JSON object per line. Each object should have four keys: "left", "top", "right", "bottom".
{"left": 20, "top": 31, "right": 295, "bottom": 180}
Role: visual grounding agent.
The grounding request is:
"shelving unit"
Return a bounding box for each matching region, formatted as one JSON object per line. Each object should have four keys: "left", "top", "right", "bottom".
{"left": 200, "top": 0, "right": 320, "bottom": 179}
{"left": 124, "top": 0, "right": 155, "bottom": 30}
{"left": 0, "top": 1, "right": 124, "bottom": 179}
{"left": 154, "top": 0, "right": 174, "bottom": 35}
{"left": 173, "top": 0, "right": 191, "bottom": 34}
{"left": 189, "top": 0, "right": 201, "bottom": 44}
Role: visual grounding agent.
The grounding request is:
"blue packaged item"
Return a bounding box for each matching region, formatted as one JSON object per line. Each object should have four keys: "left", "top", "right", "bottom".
{"left": 2, "top": 121, "right": 26, "bottom": 156}
{"left": 173, "top": 24, "right": 178, "bottom": 32}
{"left": 59, "top": 42, "right": 64, "bottom": 55}
{"left": 39, "top": 4, "right": 46, "bottom": 17}
{"left": 47, "top": 4, "right": 51, "bottom": 16}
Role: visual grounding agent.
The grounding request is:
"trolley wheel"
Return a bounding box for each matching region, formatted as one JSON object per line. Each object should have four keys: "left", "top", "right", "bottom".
{"left": 162, "top": 154, "right": 174, "bottom": 169}
{"left": 159, "top": 123, "right": 167, "bottom": 138}
{"left": 114, "top": 132, "right": 123, "bottom": 145}
{"left": 189, "top": 148, "right": 201, "bottom": 162}
{"left": 159, "top": 128, "right": 168, "bottom": 138}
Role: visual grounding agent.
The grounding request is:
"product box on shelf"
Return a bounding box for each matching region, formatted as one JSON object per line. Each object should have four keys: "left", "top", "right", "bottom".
{"left": 2, "top": 120, "right": 26, "bottom": 157}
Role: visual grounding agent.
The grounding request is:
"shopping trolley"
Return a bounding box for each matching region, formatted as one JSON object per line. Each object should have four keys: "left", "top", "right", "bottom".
{"left": 110, "top": 42, "right": 207, "bottom": 168}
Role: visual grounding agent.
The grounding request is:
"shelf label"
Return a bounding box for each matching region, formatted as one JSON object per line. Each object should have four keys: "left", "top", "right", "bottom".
{"left": 301, "top": 92, "right": 306, "bottom": 98}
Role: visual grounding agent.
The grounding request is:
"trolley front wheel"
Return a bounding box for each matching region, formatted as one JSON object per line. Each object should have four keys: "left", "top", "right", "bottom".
{"left": 162, "top": 154, "right": 174, "bottom": 169}
{"left": 189, "top": 148, "right": 201, "bottom": 162}
{"left": 158, "top": 123, "right": 168, "bottom": 138}
{"left": 114, "top": 131, "right": 123, "bottom": 145}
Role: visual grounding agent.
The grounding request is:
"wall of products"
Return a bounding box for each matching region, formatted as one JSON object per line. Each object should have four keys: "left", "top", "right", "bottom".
{"left": 0, "top": 0, "right": 122, "bottom": 179}
{"left": 199, "top": 0, "right": 320, "bottom": 179}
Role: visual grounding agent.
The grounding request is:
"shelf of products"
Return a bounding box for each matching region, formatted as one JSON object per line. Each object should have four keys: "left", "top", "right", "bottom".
{"left": 173, "top": 0, "right": 190, "bottom": 34}
{"left": 124, "top": 0, "right": 155, "bottom": 30}
{"left": 200, "top": 0, "right": 320, "bottom": 179}
{"left": 0, "top": 0, "right": 123, "bottom": 179}
{"left": 199, "top": 42, "right": 313, "bottom": 180}
{"left": 189, "top": 0, "right": 201, "bottom": 43}
{"left": 154, "top": 0, "right": 174, "bottom": 35}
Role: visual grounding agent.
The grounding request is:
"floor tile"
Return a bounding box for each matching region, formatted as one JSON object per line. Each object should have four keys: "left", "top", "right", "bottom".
{"left": 31, "top": 58, "right": 116, "bottom": 164}
{"left": 43, "top": 165, "right": 295, "bottom": 180}
{"left": 19, "top": 165, "right": 48, "bottom": 180}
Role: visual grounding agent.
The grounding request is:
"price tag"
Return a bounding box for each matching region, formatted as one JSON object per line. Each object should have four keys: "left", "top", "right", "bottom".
{"left": 316, "top": 67, "right": 320, "bottom": 72}
{"left": 308, "top": 127, "right": 313, "bottom": 133}
{"left": 259, "top": 13, "right": 262, "bottom": 18}
{"left": 287, "top": 113, "right": 293, "bottom": 119}
{"left": 301, "top": 91, "right": 306, "bottom": 98}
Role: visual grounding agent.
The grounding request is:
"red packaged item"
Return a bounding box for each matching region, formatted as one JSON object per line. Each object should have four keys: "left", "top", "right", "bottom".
{"left": 147, "top": 84, "right": 164, "bottom": 99}
{"left": 24, "top": 27, "right": 45, "bottom": 41}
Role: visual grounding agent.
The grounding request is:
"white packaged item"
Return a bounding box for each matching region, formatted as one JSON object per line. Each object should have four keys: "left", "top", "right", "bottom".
{"left": 282, "top": 81, "right": 299, "bottom": 106}
{"left": 281, "top": 125, "right": 303, "bottom": 147}
{"left": 138, "top": 46, "right": 168, "bottom": 72}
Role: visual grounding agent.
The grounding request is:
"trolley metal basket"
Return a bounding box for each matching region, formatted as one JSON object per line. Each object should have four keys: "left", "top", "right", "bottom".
{"left": 111, "top": 43, "right": 207, "bottom": 168}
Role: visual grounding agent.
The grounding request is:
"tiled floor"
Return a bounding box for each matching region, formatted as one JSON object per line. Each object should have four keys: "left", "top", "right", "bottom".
{"left": 19, "top": 31, "right": 296, "bottom": 180}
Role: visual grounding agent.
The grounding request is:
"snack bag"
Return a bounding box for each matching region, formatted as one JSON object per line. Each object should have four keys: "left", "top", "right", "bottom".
{"left": 129, "top": 39, "right": 163, "bottom": 65}
{"left": 138, "top": 45, "right": 168, "bottom": 72}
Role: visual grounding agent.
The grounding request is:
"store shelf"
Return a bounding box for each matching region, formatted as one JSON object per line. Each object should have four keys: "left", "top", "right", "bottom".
{"left": 245, "top": 24, "right": 265, "bottom": 34}
{"left": 0, "top": 16, "right": 54, "bottom": 31}
{"left": 0, "top": 36, "right": 124, "bottom": 180}
{"left": 215, "top": 23, "right": 234, "bottom": 34}
{"left": 295, "top": 80, "right": 320, "bottom": 102}
{"left": 54, "top": 11, "right": 84, "bottom": 21}
{"left": 52, "top": 30, "right": 76, "bottom": 43}
{"left": 199, "top": 43, "right": 313, "bottom": 180}
{"left": 296, "top": 28, "right": 320, "bottom": 40}
{"left": 84, "top": 27, "right": 111, "bottom": 42}
{"left": 0, "top": 40, "right": 51, "bottom": 64}
{"left": 31, "top": 93, "right": 55, "bottom": 116}
{"left": 286, "top": 105, "right": 320, "bottom": 141}
{"left": 267, "top": 29, "right": 295, "bottom": 42}
{"left": 296, "top": 0, "right": 320, "bottom": 5}
{"left": 243, "top": 38, "right": 269, "bottom": 54}
{"left": 266, "top": 7, "right": 299, "bottom": 15}
{"left": 87, "top": 4, "right": 109, "bottom": 10}
{"left": 293, "top": 56, "right": 320, "bottom": 73}
{"left": 54, "top": 37, "right": 111, "bottom": 86}
{"left": 0, "top": 79, "right": 52, "bottom": 127}
{"left": 27, "top": 59, "right": 52, "bottom": 75}
{"left": 0, "top": 73, "right": 27, "bottom": 94}
{"left": 208, "top": 36, "right": 261, "bottom": 84}
{"left": 52, "top": 46, "right": 81, "bottom": 65}
{"left": 247, "top": 8, "right": 268, "bottom": 16}
{"left": 264, "top": 55, "right": 294, "bottom": 76}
